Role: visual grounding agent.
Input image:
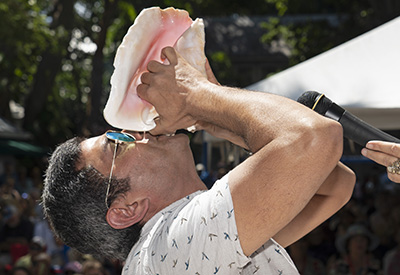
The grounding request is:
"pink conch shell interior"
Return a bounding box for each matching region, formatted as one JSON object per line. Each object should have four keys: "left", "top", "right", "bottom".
{"left": 103, "top": 7, "right": 207, "bottom": 131}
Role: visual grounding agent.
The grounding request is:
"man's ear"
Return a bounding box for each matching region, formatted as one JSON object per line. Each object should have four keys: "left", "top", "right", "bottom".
{"left": 106, "top": 198, "right": 149, "bottom": 229}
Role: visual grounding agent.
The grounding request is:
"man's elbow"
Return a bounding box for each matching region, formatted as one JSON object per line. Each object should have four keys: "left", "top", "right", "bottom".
{"left": 325, "top": 119, "right": 343, "bottom": 148}
{"left": 303, "top": 118, "right": 343, "bottom": 166}
{"left": 317, "top": 119, "right": 343, "bottom": 162}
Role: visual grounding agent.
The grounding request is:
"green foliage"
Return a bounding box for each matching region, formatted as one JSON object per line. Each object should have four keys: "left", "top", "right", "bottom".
{"left": 1, "top": 0, "right": 399, "bottom": 146}
{"left": 105, "top": 2, "right": 137, "bottom": 55}
{"left": 265, "top": 0, "right": 288, "bottom": 16}
{"left": 260, "top": 16, "right": 337, "bottom": 67}
{"left": 259, "top": 0, "right": 400, "bottom": 72}
{"left": 0, "top": 0, "right": 54, "bottom": 105}
{"left": 208, "top": 51, "right": 233, "bottom": 84}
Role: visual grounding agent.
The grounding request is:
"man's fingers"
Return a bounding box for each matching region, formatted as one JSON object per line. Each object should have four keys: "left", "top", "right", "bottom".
{"left": 140, "top": 72, "right": 151, "bottom": 84}
{"left": 147, "top": 60, "right": 163, "bottom": 73}
{"left": 160, "top": 46, "right": 178, "bottom": 66}
{"left": 136, "top": 83, "right": 149, "bottom": 101}
{"left": 149, "top": 117, "right": 171, "bottom": 136}
{"left": 147, "top": 47, "right": 177, "bottom": 72}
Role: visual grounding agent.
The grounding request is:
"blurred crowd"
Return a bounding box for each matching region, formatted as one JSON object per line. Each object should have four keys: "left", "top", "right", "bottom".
{"left": 1, "top": 160, "right": 400, "bottom": 275}
{"left": 0, "top": 162, "right": 122, "bottom": 275}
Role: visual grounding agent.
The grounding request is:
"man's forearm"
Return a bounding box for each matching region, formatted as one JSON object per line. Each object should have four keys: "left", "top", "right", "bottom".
{"left": 315, "top": 162, "right": 356, "bottom": 197}
{"left": 189, "top": 82, "right": 338, "bottom": 153}
{"left": 273, "top": 162, "right": 355, "bottom": 247}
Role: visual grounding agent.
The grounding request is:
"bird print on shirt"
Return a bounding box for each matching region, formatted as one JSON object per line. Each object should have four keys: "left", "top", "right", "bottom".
{"left": 172, "top": 239, "right": 178, "bottom": 249}
{"left": 253, "top": 266, "right": 260, "bottom": 273}
{"left": 185, "top": 258, "right": 190, "bottom": 270}
{"left": 160, "top": 253, "right": 167, "bottom": 262}
{"left": 208, "top": 233, "right": 218, "bottom": 241}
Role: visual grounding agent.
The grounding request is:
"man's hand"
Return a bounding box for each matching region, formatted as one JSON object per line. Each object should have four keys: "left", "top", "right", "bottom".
{"left": 137, "top": 47, "right": 207, "bottom": 136}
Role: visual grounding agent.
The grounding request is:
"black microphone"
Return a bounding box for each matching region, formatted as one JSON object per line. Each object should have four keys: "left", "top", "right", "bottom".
{"left": 297, "top": 91, "right": 400, "bottom": 147}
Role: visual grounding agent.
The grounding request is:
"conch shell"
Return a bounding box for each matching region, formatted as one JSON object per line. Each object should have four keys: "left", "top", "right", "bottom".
{"left": 103, "top": 7, "right": 206, "bottom": 131}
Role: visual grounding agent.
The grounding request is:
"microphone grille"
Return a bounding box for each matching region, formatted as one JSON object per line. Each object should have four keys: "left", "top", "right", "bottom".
{"left": 297, "top": 91, "right": 332, "bottom": 115}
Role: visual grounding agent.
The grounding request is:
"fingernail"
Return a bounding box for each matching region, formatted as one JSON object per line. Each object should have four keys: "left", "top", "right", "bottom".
{"left": 365, "top": 142, "right": 373, "bottom": 149}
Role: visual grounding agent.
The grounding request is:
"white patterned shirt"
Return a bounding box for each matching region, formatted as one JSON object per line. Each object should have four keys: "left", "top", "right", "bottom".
{"left": 122, "top": 173, "right": 299, "bottom": 274}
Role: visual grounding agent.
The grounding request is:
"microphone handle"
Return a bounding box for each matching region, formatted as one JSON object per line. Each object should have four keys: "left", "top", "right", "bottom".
{"left": 339, "top": 111, "right": 400, "bottom": 146}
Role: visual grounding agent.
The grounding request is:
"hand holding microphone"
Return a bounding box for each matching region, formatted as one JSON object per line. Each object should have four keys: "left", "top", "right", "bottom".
{"left": 297, "top": 91, "right": 400, "bottom": 183}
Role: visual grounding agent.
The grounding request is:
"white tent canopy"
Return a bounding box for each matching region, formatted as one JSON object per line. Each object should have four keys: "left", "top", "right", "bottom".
{"left": 247, "top": 16, "right": 400, "bottom": 130}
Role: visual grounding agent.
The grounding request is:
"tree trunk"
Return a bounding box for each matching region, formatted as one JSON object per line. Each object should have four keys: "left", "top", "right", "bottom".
{"left": 0, "top": 80, "right": 11, "bottom": 120}
{"left": 23, "top": 0, "right": 75, "bottom": 131}
{"left": 87, "top": 0, "right": 119, "bottom": 135}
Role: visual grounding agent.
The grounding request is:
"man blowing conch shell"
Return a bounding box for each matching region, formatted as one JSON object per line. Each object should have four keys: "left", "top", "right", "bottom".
{"left": 42, "top": 7, "right": 356, "bottom": 275}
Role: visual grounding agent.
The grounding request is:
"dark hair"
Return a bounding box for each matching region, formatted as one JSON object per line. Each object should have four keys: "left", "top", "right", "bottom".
{"left": 42, "top": 137, "right": 142, "bottom": 260}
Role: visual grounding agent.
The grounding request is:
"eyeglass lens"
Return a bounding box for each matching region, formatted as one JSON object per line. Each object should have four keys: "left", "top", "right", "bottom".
{"left": 106, "top": 131, "right": 136, "bottom": 143}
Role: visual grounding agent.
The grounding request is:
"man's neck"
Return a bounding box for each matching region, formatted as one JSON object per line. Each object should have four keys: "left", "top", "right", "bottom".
{"left": 141, "top": 173, "right": 207, "bottom": 224}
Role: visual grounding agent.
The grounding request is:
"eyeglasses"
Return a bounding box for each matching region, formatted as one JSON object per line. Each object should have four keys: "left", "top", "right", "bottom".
{"left": 105, "top": 131, "right": 136, "bottom": 208}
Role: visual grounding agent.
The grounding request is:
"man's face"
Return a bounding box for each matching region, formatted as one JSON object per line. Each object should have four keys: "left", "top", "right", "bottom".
{"left": 79, "top": 131, "right": 192, "bottom": 186}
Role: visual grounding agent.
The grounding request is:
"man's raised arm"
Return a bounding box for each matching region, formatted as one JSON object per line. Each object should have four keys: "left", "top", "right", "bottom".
{"left": 138, "top": 46, "right": 352, "bottom": 256}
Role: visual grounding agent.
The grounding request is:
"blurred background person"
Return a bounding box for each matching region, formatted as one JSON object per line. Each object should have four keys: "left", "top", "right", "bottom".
{"left": 64, "top": 260, "right": 82, "bottom": 275}
{"left": 382, "top": 225, "right": 400, "bottom": 275}
{"left": 0, "top": 204, "right": 34, "bottom": 266}
{"left": 14, "top": 236, "right": 51, "bottom": 275}
{"left": 288, "top": 231, "right": 326, "bottom": 275}
{"left": 328, "top": 223, "right": 381, "bottom": 275}
{"left": 81, "top": 258, "right": 107, "bottom": 275}
{"left": 10, "top": 266, "right": 32, "bottom": 275}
